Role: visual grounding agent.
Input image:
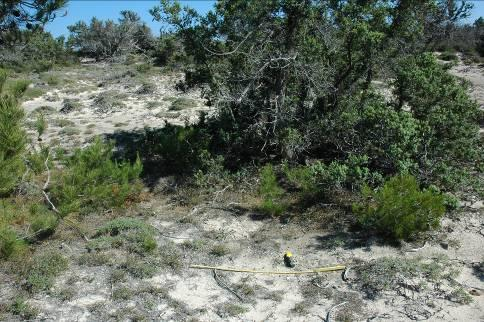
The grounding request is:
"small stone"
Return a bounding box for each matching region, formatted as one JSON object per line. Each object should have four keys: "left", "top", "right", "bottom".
{"left": 440, "top": 242, "right": 449, "bottom": 250}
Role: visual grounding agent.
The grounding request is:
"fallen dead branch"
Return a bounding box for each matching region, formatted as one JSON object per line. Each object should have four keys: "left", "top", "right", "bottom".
{"left": 190, "top": 264, "right": 346, "bottom": 275}
{"left": 212, "top": 269, "right": 244, "bottom": 301}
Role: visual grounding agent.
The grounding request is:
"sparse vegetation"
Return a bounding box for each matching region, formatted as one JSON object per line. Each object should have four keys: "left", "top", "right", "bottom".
{"left": 356, "top": 255, "right": 472, "bottom": 304}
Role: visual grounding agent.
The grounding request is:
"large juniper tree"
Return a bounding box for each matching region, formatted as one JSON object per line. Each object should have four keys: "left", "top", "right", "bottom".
{"left": 151, "top": 0, "right": 480, "bottom": 188}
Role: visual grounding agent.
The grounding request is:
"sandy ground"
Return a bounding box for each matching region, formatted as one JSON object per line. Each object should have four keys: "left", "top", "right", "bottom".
{"left": 0, "top": 59, "right": 482, "bottom": 321}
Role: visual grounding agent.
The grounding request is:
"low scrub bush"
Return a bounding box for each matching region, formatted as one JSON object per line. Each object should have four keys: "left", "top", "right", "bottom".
{"left": 353, "top": 175, "right": 445, "bottom": 240}
{"left": 8, "top": 297, "right": 39, "bottom": 320}
{"left": 25, "top": 250, "right": 68, "bottom": 292}
{"left": 356, "top": 255, "right": 471, "bottom": 304}
{"left": 51, "top": 137, "right": 143, "bottom": 215}
{"left": 88, "top": 218, "right": 156, "bottom": 255}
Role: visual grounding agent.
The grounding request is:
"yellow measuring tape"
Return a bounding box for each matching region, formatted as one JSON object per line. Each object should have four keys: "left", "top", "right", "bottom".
{"left": 189, "top": 264, "right": 346, "bottom": 275}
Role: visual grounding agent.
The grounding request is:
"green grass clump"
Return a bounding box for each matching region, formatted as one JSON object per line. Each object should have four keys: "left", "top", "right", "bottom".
{"left": 159, "top": 241, "right": 182, "bottom": 271}
{"left": 41, "top": 73, "right": 61, "bottom": 86}
{"left": 8, "top": 297, "right": 39, "bottom": 319}
{"left": 122, "top": 256, "right": 158, "bottom": 279}
{"left": 53, "top": 118, "right": 75, "bottom": 127}
{"left": 136, "top": 82, "right": 156, "bottom": 95}
{"left": 60, "top": 99, "right": 83, "bottom": 113}
{"left": 26, "top": 250, "right": 68, "bottom": 292}
{"left": 32, "top": 105, "right": 56, "bottom": 115}
{"left": 210, "top": 244, "right": 230, "bottom": 257}
{"left": 59, "top": 126, "right": 80, "bottom": 136}
{"left": 169, "top": 97, "right": 197, "bottom": 111}
{"left": 354, "top": 175, "right": 445, "bottom": 240}
{"left": 51, "top": 137, "right": 143, "bottom": 215}
{"left": 259, "top": 164, "right": 286, "bottom": 216}
{"left": 112, "top": 287, "right": 133, "bottom": 301}
{"left": 77, "top": 252, "right": 111, "bottom": 266}
{"left": 135, "top": 63, "right": 152, "bottom": 74}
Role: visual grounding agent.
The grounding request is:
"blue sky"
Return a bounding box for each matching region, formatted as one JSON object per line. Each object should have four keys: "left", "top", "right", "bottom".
{"left": 46, "top": 1, "right": 216, "bottom": 37}
{"left": 46, "top": 0, "right": 484, "bottom": 38}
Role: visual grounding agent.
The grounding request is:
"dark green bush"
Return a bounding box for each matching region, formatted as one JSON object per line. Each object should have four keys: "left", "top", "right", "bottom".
{"left": 354, "top": 175, "right": 445, "bottom": 240}
{"left": 51, "top": 137, "right": 143, "bottom": 215}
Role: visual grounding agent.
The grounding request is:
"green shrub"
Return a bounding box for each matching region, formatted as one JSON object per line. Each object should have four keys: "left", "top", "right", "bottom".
{"left": 353, "top": 175, "right": 445, "bottom": 240}
{"left": 393, "top": 53, "right": 480, "bottom": 186}
{"left": 259, "top": 164, "right": 286, "bottom": 216}
{"left": 0, "top": 96, "right": 26, "bottom": 195}
{"left": 51, "top": 138, "right": 142, "bottom": 215}
{"left": 26, "top": 250, "right": 68, "bottom": 292}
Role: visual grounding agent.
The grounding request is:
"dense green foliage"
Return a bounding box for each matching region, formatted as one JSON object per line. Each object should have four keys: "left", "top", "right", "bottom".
{"left": 52, "top": 138, "right": 143, "bottom": 215}
{"left": 354, "top": 175, "right": 445, "bottom": 240}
